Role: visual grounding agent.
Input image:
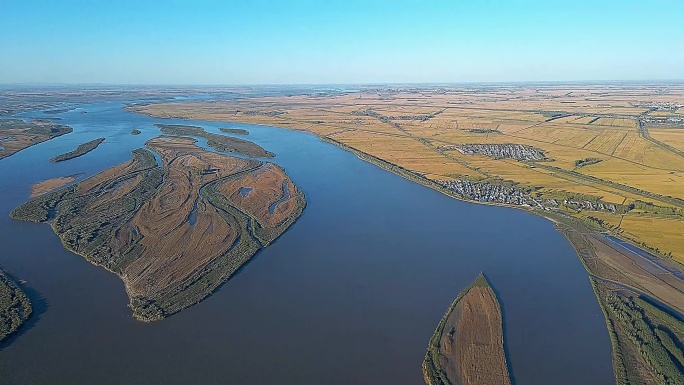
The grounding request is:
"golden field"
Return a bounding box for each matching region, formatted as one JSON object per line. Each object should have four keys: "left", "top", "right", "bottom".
{"left": 127, "top": 84, "right": 684, "bottom": 264}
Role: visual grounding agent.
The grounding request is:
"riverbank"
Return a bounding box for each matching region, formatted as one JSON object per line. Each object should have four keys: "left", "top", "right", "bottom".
{"left": 591, "top": 279, "right": 684, "bottom": 385}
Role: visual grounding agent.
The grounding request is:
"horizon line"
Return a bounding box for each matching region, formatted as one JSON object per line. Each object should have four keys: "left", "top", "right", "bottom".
{"left": 2, "top": 79, "right": 684, "bottom": 88}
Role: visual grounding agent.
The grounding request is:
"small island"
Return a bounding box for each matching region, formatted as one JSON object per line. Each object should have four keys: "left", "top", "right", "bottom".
{"left": 423, "top": 273, "right": 511, "bottom": 385}
{"left": 11, "top": 135, "right": 305, "bottom": 321}
{"left": 131, "top": 129, "right": 141, "bottom": 135}
{"left": 219, "top": 127, "right": 249, "bottom": 135}
{"left": 0, "top": 269, "right": 32, "bottom": 343}
{"left": 50, "top": 138, "right": 105, "bottom": 162}
{"left": 154, "top": 124, "right": 272, "bottom": 158}
{"left": 0, "top": 119, "right": 73, "bottom": 160}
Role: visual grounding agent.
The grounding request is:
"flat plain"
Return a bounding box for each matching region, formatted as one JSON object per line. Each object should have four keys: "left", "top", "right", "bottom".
{"left": 127, "top": 85, "right": 684, "bottom": 264}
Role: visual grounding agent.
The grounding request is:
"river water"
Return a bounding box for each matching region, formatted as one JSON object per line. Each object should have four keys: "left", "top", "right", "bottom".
{"left": 0, "top": 100, "right": 614, "bottom": 384}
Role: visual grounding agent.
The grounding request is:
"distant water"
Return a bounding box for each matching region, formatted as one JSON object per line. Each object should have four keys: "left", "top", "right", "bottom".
{"left": 0, "top": 101, "right": 614, "bottom": 385}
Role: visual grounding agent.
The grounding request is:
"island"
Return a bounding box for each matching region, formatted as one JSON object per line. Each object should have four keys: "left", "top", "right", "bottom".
{"left": 154, "top": 124, "right": 272, "bottom": 158}
{"left": 11, "top": 135, "right": 305, "bottom": 321}
{"left": 219, "top": 127, "right": 249, "bottom": 135}
{"left": 49, "top": 137, "right": 105, "bottom": 162}
{"left": 0, "top": 269, "right": 32, "bottom": 343}
{"left": 0, "top": 119, "right": 72, "bottom": 160}
{"left": 423, "top": 273, "right": 511, "bottom": 385}
{"left": 131, "top": 129, "right": 141, "bottom": 135}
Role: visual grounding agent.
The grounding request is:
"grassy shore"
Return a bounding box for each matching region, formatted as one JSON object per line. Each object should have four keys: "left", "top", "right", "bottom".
{"left": 126, "top": 99, "right": 684, "bottom": 380}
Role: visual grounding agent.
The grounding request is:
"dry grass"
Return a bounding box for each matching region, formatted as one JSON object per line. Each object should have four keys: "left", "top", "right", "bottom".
{"left": 30, "top": 175, "right": 78, "bottom": 197}
{"left": 12, "top": 135, "right": 305, "bottom": 320}
{"left": 620, "top": 215, "right": 684, "bottom": 264}
{"left": 423, "top": 274, "right": 511, "bottom": 385}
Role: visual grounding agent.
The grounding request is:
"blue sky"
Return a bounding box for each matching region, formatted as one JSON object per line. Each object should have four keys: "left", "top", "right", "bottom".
{"left": 1, "top": 0, "right": 682, "bottom": 84}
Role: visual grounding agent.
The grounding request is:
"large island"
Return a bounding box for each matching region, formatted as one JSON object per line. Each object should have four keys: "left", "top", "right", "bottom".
{"left": 11, "top": 135, "right": 305, "bottom": 321}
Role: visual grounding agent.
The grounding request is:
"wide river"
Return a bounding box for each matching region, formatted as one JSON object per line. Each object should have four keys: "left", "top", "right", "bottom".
{"left": 0, "top": 100, "right": 614, "bottom": 384}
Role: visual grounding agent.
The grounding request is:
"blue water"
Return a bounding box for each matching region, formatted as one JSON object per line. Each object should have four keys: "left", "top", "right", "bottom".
{"left": 0, "top": 101, "right": 614, "bottom": 385}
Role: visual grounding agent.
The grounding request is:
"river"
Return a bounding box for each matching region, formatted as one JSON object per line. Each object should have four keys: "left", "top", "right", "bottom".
{"left": 0, "top": 100, "right": 614, "bottom": 384}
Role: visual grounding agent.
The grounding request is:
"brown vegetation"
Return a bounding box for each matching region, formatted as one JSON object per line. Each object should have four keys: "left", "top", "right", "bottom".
{"left": 11, "top": 136, "right": 305, "bottom": 321}
{"left": 423, "top": 273, "right": 511, "bottom": 385}
{"left": 30, "top": 174, "right": 80, "bottom": 197}
{"left": 0, "top": 119, "right": 72, "bottom": 160}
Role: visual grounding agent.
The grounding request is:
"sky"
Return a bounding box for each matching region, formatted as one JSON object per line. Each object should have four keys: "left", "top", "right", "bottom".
{"left": 1, "top": 0, "right": 683, "bottom": 85}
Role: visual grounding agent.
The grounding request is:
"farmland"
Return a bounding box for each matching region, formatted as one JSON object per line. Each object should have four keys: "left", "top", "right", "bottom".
{"left": 10, "top": 135, "right": 305, "bottom": 321}
{"left": 126, "top": 85, "right": 684, "bottom": 265}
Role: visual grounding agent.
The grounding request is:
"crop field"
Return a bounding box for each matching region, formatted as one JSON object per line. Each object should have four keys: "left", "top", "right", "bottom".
{"left": 650, "top": 129, "right": 684, "bottom": 152}
{"left": 128, "top": 84, "right": 684, "bottom": 277}
{"left": 619, "top": 215, "right": 684, "bottom": 263}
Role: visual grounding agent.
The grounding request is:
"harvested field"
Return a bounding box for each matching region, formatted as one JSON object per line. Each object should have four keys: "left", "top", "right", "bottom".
{"left": 49, "top": 137, "right": 104, "bottom": 162}
{"left": 10, "top": 136, "right": 305, "bottom": 321}
{"left": 30, "top": 174, "right": 80, "bottom": 197}
{"left": 129, "top": 92, "right": 684, "bottom": 242}
{"left": 423, "top": 273, "right": 511, "bottom": 385}
{"left": 0, "top": 119, "right": 72, "bottom": 160}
